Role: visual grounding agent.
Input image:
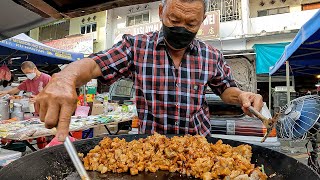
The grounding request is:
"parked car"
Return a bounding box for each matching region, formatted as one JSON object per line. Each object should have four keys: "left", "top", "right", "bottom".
{"left": 205, "top": 88, "right": 281, "bottom": 150}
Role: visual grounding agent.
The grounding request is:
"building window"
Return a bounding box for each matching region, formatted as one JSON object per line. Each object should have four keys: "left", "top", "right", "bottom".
{"left": 258, "top": 7, "right": 290, "bottom": 17}
{"left": 39, "top": 20, "right": 70, "bottom": 41}
{"left": 81, "top": 23, "right": 97, "bottom": 34}
{"left": 209, "top": 0, "right": 241, "bottom": 22}
{"left": 127, "top": 12, "right": 149, "bottom": 26}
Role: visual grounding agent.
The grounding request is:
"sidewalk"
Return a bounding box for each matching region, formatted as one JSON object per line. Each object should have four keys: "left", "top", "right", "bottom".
{"left": 280, "top": 139, "right": 315, "bottom": 165}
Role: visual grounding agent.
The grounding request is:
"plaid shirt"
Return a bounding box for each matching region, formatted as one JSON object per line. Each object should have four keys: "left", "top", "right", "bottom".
{"left": 90, "top": 30, "right": 236, "bottom": 136}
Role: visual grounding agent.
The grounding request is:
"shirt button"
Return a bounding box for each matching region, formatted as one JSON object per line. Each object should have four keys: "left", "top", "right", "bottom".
{"left": 175, "top": 103, "right": 179, "bottom": 107}
{"left": 176, "top": 83, "right": 179, "bottom": 87}
{"left": 175, "top": 121, "right": 180, "bottom": 126}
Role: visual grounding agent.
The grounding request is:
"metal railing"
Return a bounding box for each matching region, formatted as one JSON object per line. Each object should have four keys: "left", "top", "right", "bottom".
{"left": 209, "top": 0, "right": 241, "bottom": 22}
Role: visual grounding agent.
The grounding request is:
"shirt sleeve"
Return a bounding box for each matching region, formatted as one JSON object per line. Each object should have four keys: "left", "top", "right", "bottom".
{"left": 89, "top": 34, "right": 134, "bottom": 85}
{"left": 208, "top": 50, "right": 237, "bottom": 96}
{"left": 17, "top": 80, "right": 27, "bottom": 91}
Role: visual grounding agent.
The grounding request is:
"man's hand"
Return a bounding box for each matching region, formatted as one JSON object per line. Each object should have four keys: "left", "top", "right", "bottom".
{"left": 0, "top": 91, "right": 6, "bottom": 97}
{"left": 36, "top": 74, "right": 78, "bottom": 142}
{"left": 238, "top": 92, "right": 263, "bottom": 116}
{"left": 35, "top": 58, "right": 103, "bottom": 142}
{"left": 220, "top": 87, "right": 263, "bottom": 116}
{"left": 0, "top": 88, "right": 20, "bottom": 97}
{"left": 29, "top": 95, "right": 36, "bottom": 103}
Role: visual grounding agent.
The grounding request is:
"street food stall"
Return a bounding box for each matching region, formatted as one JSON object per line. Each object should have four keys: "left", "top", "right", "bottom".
{"left": 0, "top": 76, "right": 138, "bottom": 152}
{"left": 0, "top": 1, "right": 319, "bottom": 180}
{"left": 0, "top": 112, "right": 136, "bottom": 152}
{"left": 269, "top": 10, "right": 320, "bottom": 104}
{"left": 267, "top": 10, "right": 320, "bottom": 175}
{"left": 0, "top": 134, "right": 320, "bottom": 180}
{"left": 0, "top": 33, "right": 85, "bottom": 152}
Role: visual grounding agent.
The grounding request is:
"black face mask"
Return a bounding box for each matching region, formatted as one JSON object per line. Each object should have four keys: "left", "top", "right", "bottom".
{"left": 162, "top": 24, "right": 197, "bottom": 50}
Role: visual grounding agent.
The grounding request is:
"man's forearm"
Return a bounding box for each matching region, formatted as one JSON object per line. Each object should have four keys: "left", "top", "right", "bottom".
{"left": 220, "top": 87, "right": 243, "bottom": 105}
{"left": 54, "top": 58, "right": 102, "bottom": 88}
{"left": 7, "top": 87, "right": 20, "bottom": 95}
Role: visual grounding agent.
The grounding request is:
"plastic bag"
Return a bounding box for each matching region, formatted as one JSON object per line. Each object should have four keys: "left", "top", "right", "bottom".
{"left": 0, "top": 63, "right": 11, "bottom": 81}
{"left": 46, "top": 136, "right": 76, "bottom": 148}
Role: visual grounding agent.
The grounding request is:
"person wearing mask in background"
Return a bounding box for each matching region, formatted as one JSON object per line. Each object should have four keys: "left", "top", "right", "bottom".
{"left": 0, "top": 61, "right": 51, "bottom": 149}
{"left": 0, "top": 61, "right": 51, "bottom": 97}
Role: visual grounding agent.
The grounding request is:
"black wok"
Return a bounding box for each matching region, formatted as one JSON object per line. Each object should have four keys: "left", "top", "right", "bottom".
{"left": 0, "top": 134, "right": 319, "bottom": 180}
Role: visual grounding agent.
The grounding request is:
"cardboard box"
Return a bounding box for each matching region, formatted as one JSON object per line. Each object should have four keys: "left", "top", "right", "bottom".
{"left": 93, "top": 125, "right": 106, "bottom": 137}
{"left": 91, "top": 103, "right": 103, "bottom": 115}
{"left": 93, "top": 125, "right": 117, "bottom": 137}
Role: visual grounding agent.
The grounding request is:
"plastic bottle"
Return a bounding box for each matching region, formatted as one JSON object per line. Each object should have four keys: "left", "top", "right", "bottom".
{"left": 29, "top": 102, "right": 35, "bottom": 113}
{"left": 103, "top": 96, "right": 109, "bottom": 115}
{"left": 11, "top": 103, "right": 24, "bottom": 121}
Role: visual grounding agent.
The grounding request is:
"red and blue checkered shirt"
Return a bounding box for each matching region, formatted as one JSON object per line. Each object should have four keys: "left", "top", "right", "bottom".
{"left": 90, "top": 30, "right": 236, "bottom": 136}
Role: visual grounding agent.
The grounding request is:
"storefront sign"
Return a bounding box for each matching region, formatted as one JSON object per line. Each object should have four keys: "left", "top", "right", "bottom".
{"left": 114, "top": 22, "right": 162, "bottom": 43}
{"left": 197, "top": 10, "right": 220, "bottom": 39}
{"left": 44, "top": 34, "right": 93, "bottom": 55}
{"left": 114, "top": 10, "right": 220, "bottom": 43}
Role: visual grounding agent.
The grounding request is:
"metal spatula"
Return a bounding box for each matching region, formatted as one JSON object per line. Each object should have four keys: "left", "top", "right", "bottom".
{"left": 248, "top": 106, "right": 280, "bottom": 143}
{"left": 64, "top": 136, "right": 91, "bottom": 180}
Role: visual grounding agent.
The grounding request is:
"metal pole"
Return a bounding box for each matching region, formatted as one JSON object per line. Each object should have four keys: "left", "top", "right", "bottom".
{"left": 269, "top": 75, "right": 272, "bottom": 111}
{"left": 83, "top": 85, "right": 87, "bottom": 106}
{"left": 286, "top": 61, "right": 290, "bottom": 104}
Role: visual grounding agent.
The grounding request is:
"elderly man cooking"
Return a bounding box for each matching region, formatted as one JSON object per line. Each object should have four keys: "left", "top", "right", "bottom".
{"left": 36, "top": 0, "right": 263, "bottom": 141}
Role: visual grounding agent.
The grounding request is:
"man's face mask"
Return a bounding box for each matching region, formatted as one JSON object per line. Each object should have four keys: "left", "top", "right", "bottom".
{"left": 162, "top": 24, "right": 197, "bottom": 50}
{"left": 26, "top": 69, "right": 36, "bottom": 80}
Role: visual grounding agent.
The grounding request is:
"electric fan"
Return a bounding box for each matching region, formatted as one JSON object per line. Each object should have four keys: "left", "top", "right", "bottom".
{"left": 276, "top": 95, "right": 320, "bottom": 174}
{"left": 276, "top": 95, "right": 320, "bottom": 140}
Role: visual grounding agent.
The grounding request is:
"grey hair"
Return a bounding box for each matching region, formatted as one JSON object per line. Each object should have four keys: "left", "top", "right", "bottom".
{"left": 161, "top": 0, "right": 209, "bottom": 12}
{"left": 21, "top": 61, "right": 36, "bottom": 70}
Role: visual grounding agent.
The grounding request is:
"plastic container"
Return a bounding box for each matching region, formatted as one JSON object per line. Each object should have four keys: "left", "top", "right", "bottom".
{"left": 11, "top": 103, "right": 24, "bottom": 121}
{"left": 132, "top": 116, "right": 140, "bottom": 128}
{"left": 28, "top": 102, "right": 35, "bottom": 113}
{"left": 0, "top": 100, "right": 9, "bottom": 120}
{"left": 82, "top": 129, "right": 93, "bottom": 139}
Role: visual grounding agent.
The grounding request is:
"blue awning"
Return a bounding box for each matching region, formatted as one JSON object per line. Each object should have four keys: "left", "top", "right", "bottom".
{"left": 269, "top": 10, "right": 320, "bottom": 76}
{"left": 0, "top": 33, "right": 84, "bottom": 65}
{"left": 253, "top": 43, "right": 289, "bottom": 74}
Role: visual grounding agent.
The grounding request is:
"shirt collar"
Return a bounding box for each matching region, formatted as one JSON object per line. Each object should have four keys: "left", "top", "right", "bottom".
{"left": 156, "top": 28, "right": 198, "bottom": 52}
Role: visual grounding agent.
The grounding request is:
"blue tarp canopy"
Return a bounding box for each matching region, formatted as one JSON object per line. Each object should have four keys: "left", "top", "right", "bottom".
{"left": 253, "top": 43, "right": 290, "bottom": 74}
{"left": 0, "top": 33, "right": 83, "bottom": 66}
{"left": 269, "top": 10, "right": 320, "bottom": 76}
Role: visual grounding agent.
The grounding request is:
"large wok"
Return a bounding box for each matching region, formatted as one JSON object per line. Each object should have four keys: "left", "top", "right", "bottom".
{"left": 0, "top": 134, "right": 319, "bottom": 180}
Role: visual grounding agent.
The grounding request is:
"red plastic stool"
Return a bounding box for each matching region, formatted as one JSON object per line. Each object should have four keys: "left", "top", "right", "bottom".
{"left": 36, "top": 137, "right": 47, "bottom": 149}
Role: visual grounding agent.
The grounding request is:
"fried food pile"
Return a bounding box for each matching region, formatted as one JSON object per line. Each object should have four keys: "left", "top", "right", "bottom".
{"left": 83, "top": 134, "right": 267, "bottom": 180}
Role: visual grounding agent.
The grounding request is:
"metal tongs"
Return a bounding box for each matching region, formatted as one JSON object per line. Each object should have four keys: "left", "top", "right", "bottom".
{"left": 248, "top": 106, "right": 280, "bottom": 143}
{"left": 64, "top": 137, "right": 91, "bottom": 180}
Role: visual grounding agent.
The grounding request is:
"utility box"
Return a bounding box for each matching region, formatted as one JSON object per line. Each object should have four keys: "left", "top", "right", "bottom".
{"left": 273, "top": 86, "right": 296, "bottom": 108}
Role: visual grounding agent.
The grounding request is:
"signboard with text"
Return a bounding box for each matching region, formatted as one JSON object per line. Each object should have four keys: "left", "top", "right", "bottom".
{"left": 114, "top": 10, "right": 220, "bottom": 43}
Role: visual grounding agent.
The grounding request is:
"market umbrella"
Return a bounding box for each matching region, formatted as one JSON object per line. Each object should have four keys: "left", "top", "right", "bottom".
{"left": 268, "top": 10, "right": 320, "bottom": 104}
{"left": 0, "top": 33, "right": 84, "bottom": 67}
{"left": 269, "top": 10, "right": 320, "bottom": 76}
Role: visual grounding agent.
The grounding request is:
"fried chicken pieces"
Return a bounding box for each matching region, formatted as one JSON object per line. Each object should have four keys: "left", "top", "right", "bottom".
{"left": 83, "top": 134, "right": 267, "bottom": 180}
